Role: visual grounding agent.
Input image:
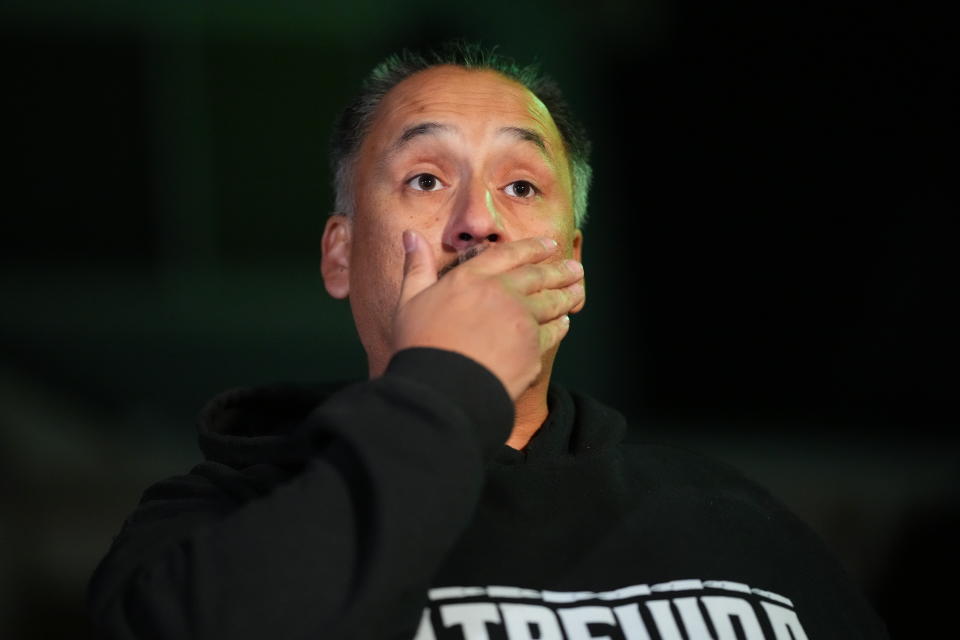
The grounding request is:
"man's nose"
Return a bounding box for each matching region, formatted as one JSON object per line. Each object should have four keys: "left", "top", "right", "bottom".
{"left": 442, "top": 183, "right": 508, "bottom": 252}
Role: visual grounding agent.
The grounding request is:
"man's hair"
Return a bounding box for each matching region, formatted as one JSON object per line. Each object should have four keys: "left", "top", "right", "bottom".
{"left": 329, "top": 41, "right": 593, "bottom": 228}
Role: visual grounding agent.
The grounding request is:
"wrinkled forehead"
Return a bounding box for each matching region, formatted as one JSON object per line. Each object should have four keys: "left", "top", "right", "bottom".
{"left": 362, "top": 66, "right": 566, "bottom": 161}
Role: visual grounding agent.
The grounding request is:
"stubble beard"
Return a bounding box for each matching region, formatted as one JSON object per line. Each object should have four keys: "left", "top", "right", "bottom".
{"left": 436, "top": 244, "right": 489, "bottom": 279}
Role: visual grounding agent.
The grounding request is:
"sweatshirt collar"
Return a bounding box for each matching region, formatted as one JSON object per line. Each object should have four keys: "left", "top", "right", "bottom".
{"left": 492, "top": 384, "right": 627, "bottom": 466}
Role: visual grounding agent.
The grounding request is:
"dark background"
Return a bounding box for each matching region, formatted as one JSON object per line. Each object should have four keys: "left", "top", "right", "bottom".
{"left": 1, "top": 1, "right": 955, "bottom": 637}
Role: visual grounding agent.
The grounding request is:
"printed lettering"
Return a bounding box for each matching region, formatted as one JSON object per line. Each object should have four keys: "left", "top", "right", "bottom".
{"left": 413, "top": 608, "right": 438, "bottom": 640}
{"left": 440, "top": 603, "right": 501, "bottom": 640}
{"left": 500, "top": 603, "right": 564, "bottom": 640}
{"left": 557, "top": 606, "right": 617, "bottom": 640}
{"left": 673, "top": 597, "right": 713, "bottom": 638}
{"left": 612, "top": 603, "right": 653, "bottom": 640}
{"left": 701, "top": 596, "right": 765, "bottom": 640}
{"left": 417, "top": 579, "right": 811, "bottom": 640}
{"left": 761, "top": 601, "right": 810, "bottom": 640}
{"left": 645, "top": 600, "right": 684, "bottom": 640}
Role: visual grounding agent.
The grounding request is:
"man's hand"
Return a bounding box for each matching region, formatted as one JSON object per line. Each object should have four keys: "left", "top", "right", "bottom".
{"left": 393, "top": 230, "right": 585, "bottom": 400}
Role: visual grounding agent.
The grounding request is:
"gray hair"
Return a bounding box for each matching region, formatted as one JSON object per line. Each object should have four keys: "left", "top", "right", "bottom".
{"left": 330, "top": 41, "right": 593, "bottom": 228}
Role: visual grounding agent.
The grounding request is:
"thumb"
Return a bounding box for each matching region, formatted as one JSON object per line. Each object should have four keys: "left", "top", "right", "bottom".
{"left": 398, "top": 229, "right": 437, "bottom": 307}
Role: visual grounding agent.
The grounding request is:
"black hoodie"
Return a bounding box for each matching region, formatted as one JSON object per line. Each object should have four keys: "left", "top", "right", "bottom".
{"left": 87, "top": 348, "right": 888, "bottom": 639}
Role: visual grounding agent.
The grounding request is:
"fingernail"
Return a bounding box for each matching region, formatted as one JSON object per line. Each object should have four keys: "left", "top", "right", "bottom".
{"left": 540, "top": 237, "right": 558, "bottom": 249}
{"left": 568, "top": 282, "right": 584, "bottom": 296}
{"left": 561, "top": 314, "right": 570, "bottom": 326}
{"left": 565, "top": 260, "right": 583, "bottom": 275}
{"left": 403, "top": 230, "right": 417, "bottom": 253}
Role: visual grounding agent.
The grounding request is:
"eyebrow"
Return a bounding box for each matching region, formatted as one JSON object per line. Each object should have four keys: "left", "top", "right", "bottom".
{"left": 389, "top": 122, "right": 452, "bottom": 155}
{"left": 387, "top": 122, "right": 552, "bottom": 161}
{"left": 497, "top": 126, "right": 549, "bottom": 158}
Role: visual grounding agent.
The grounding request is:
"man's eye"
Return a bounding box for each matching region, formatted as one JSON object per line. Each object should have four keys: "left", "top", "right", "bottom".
{"left": 408, "top": 173, "right": 445, "bottom": 192}
{"left": 504, "top": 180, "right": 537, "bottom": 198}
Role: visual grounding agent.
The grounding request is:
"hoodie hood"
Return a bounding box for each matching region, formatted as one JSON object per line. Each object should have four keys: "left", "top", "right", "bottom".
{"left": 198, "top": 380, "right": 627, "bottom": 469}
{"left": 197, "top": 381, "right": 347, "bottom": 469}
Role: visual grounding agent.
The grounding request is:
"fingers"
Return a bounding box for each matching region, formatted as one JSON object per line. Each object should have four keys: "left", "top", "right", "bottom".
{"left": 461, "top": 238, "right": 581, "bottom": 295}
{"left": 509, "top": 259, "right": 584, "bottom": 295}
{"left": 527, "top": 281, "right": 585, "bottom": 324}
{"left": 466, "top": 237, "right": 560, "bottom": 275}
{"left": 539, "top": 313, "right": 571, "bottom": 353}
{"left": 569, "top": 280, "right": 586, "bottom": 314}
{"left": 397, "top": 230, "right": 438, "bottom": 308}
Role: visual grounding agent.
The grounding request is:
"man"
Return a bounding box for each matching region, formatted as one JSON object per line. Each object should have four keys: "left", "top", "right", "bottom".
{"left": 88, "top": 43, "right": 888, "bottom": 639}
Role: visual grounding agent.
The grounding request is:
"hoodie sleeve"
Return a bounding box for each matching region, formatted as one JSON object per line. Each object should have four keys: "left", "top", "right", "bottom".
{"left": 86, "top": 348, "right": 514, "bottom": 640}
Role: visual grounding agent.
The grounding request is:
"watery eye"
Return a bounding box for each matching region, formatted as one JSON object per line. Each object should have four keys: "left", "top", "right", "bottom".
{"left": 408, "top": 173, "right": 444, "bottom": 192}
{"left": 505, "top": 180, "right": 536, "bottom": 198}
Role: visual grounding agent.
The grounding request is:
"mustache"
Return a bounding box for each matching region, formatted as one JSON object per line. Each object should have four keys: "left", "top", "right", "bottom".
{"left": 437, "top": 244, "right": 489, "bottom": 279}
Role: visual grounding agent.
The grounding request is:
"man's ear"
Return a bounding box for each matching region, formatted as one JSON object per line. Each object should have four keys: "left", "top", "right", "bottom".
{"left": 321, "top": 215, "right": 351, "bottom": 299}
{"left": 571, "top": 229, "right": 585, "bottom": 313}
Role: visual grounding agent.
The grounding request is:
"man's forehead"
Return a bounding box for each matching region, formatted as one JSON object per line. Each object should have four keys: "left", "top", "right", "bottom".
{"left": 386, "top": 122, "right": 552, "bottom": 163}
{"left": 369, "top": 66, "right": 562, "bottom": 156}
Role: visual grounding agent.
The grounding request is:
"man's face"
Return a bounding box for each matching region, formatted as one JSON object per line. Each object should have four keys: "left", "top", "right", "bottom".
{"left": 322, "top": 65, "right": 583, "bottom": 375}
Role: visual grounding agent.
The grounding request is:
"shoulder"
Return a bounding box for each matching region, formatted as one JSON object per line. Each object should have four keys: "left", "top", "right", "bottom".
{"left": 612, "top": 438, "right": 840, "bottom": 588}
{"left": 617, "top": 438, "right": 804, "bottom": 532}
{"left": 614, "top": 439, "right": 888, "bottom": 636}
{"left": 620, "top": 439, "right": 771, "bottom": 493}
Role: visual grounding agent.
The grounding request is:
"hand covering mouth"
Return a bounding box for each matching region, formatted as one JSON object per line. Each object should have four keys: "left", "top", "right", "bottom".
{"left": 437, "top": 244, "right": 489, "bottom": 279}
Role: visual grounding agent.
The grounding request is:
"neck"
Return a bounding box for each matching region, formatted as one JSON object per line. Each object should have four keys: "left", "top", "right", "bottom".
{"left": 504, "top": 351, "right": 557, "bottom": 450}
{"left": 369, "top": 346, "right": 557, "bottom": 451}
